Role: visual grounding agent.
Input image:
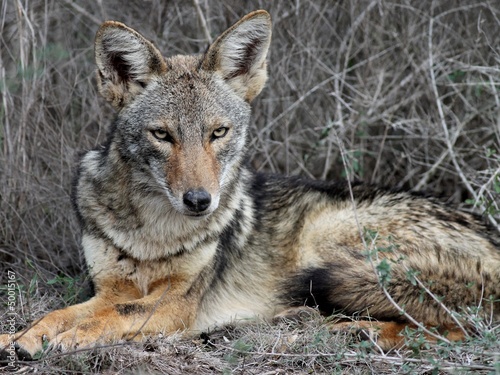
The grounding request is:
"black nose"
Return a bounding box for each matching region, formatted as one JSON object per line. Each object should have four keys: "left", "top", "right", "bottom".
{"left": 183, "top": 188, "right": 211, "bottom": 213}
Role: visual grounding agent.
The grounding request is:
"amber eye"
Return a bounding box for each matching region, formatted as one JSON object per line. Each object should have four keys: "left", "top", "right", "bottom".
{"left": 152, "top": 129, "right": 173, "bottom": 143}
{"left": 212, "top": 127, "right": 229, "bottom": 140}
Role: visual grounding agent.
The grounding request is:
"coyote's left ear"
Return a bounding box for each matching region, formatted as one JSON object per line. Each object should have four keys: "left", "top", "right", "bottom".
{"left": 202, "top": 10, "right": 271, "bottom": 102}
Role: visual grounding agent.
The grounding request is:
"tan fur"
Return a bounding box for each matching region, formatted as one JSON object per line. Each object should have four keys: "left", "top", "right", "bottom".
{"left": 165, "top": 142, "right": 221, "bottom": 202}
{"left": 1, "top": 10, "right": 499, "bottom": 361}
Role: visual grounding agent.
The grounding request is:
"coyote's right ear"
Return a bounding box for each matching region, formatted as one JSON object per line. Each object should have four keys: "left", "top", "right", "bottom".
{"left": 95, "top": 21, "right": 166, "bottom": 109}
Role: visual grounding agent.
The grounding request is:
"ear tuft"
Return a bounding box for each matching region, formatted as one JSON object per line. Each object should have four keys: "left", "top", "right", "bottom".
{"left": 202, "top": 10, "right": 272, "bottom": 102}
{"left": 95, "top": 21, "right": 166, "bottom": 109}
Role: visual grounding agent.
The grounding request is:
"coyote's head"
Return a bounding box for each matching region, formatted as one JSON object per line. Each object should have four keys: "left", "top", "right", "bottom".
{"left": 94, "top": 11, "right": 271, "bottom": 217}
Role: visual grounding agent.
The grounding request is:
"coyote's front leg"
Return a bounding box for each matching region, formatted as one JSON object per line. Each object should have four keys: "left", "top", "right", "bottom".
{"left": 49, "top": 277, "right": 197, "bottom": 353}
{"left": 0, "top": 279, "right": 141, "bottom": 360}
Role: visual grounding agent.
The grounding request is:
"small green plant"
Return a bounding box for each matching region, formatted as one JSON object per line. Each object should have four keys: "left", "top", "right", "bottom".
{"left": 46, "top": 274, "right": 82, "bottom": 305}
{"left": 363, "top": 228, "right": 404, "bottom": 287}
{"left": 340, "top": 150, "right": 365, "bottom": 179}
{"left": 447, "top": 70, "right": 466, "bottom": 82}
{"left": 32, "top": 337, "right": 50, "bottom": 360}
{"left": 464, "top": 149, "right": 499, "bottom": 217}
{"left": 303, "top": 119, "right": 335, "bottom": 163}
{"left": 223, "top": 338, "right": 253, "bottom": 367}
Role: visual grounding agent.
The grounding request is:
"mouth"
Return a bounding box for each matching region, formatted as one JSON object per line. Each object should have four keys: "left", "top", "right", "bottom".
{"left": 183, "top": 212, "right": 211, "bottom": 220}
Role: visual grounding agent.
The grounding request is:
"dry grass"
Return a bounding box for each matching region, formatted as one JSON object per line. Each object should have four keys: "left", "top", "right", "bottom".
{"left": 3, "top": 311, "right": 500, "bottom": 374}
{"left": 1, "top": 0, "right": 499, "bottom": 373}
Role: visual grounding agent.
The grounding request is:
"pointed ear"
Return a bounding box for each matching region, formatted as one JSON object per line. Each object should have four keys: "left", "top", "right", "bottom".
{"left": 201, "top": 10, "right": 271, "bottom": 102}
{"left": 95, "top": 21, "right": 166, "bottom": 109}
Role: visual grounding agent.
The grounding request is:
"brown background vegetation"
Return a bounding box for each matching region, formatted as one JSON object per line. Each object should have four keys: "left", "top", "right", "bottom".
{"left": 2, "top": 0, "right": 499, "bottom": 281}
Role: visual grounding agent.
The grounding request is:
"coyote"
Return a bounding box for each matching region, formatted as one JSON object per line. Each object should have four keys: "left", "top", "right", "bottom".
{"left": 2, "top": 10, "right": 499, "bottom": 360}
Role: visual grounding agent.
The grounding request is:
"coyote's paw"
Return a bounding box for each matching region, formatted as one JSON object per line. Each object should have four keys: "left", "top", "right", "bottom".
{"left": 0, "top": 331, "right": 48, "bottom": 362}
{"left": 50, "top": 321, "right": 118, "bottom": 353}
{"left": 50, "top": 329, "right": 97, "bottom": 352}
